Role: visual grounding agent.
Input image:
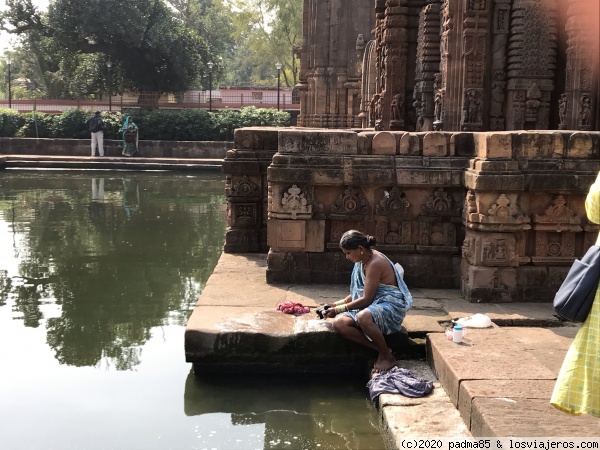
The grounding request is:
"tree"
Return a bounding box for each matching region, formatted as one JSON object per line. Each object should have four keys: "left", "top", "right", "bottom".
{"left": 165, "top": 0, "right": 235, "bottom": 90}
{"left": 1, "top": 0, "right": 214, "bottom": 96}
{"left": 225, "top": 0, "right": 302, "bottom": 87}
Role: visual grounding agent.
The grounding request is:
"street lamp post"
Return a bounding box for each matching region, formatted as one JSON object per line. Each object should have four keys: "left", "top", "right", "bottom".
{"left": 106, "top": 59, "right": 112, "bottom": 111}
{"left": 207, "top": 61, "right": 214, "bottom": 112}
{"left": 7, "top": 54, "right": 12, "bottom": 109}
{"left": 275, "top": 62, "right": 282, "bottom": 111}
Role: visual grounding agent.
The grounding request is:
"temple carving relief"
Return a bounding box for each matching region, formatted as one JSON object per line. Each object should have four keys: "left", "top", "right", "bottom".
{"left": 221, "top": 1, "right": 599, "bottom": 303}
{"left": 298, "top": 0, "right": 598, "bottom": 132}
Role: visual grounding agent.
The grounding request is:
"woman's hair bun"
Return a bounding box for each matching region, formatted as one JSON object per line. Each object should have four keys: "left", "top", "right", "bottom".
{"left": 367, "top": 235, "right": 376, "bottom": 246}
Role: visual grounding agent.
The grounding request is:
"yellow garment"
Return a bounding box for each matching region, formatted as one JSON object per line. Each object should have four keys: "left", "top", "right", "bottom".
{"left": 550, "top": 172, "right": 600, "bottom": 418}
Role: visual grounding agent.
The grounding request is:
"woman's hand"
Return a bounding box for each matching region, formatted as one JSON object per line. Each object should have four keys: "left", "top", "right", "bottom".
{"left": 323, "top": 307, "right": 337, "bottom": 319}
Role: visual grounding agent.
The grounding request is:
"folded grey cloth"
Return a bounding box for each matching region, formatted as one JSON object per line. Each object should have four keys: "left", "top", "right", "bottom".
{"left": 367, "top": 366, "right": 434, "bottom": 407}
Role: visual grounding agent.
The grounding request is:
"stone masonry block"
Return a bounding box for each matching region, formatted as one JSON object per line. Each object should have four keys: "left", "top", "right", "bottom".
{"left": 567, "top": 132, "right": 594, "bottom": 158}
{"left": 268, "top": 219, "right": 306, "bottom": 251}
{"left": 278, "top": 129, "right": 357, "bottom": 155}
{"left": 305, "top": 220, "right": 326, "bottom": 252}
{"left": 372, "top": 131, "right": 397, "bottom": 155}
{"left": 451, "top": 133, "right": 475, "bottom": 157}
{"left": 423, "top": 132, "right": 448, "bottom": 156}
{"left": 357, "top": 131, "right": 377, "bottom": 155}
{"left": 514, "top": 132, "right": 560, "bottom": 159}
{"left": 475, "top": 132, "right": 513, "bottom": 159}
{"left": 399, "top": 133, "right": 420, "bottom": 155}
{"left": 233, "top": 127, "right": 280, "bottom": 150}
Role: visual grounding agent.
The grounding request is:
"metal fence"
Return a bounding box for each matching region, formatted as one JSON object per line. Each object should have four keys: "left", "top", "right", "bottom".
{"left": 0, "top": 90, "right": 300, "bottom": 114}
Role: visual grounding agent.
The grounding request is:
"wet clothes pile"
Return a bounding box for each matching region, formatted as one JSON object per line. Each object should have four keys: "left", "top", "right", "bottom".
{"left": 276, "top": 301, "right": 310, "bottom": 315}
{"left": 367, "top": 366, "right": 434, "bottom": 407}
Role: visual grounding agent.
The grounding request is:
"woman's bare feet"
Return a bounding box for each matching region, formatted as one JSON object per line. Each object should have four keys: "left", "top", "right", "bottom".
{"left": 372, "top": 350, "right": 397, "bottom": 373}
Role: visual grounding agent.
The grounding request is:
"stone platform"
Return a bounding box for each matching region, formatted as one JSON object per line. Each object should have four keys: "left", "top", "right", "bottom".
{"left": 185, "top": 253, "right": 600, "bottom": 442}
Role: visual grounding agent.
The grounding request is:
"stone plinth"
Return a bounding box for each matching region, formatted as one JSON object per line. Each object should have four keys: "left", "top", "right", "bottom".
{"left": 224, "top": 127, "right": 600, "bottom": 302}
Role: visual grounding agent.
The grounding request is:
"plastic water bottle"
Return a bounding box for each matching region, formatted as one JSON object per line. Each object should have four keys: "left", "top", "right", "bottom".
{"left": 453, "top": 325, "right": 463, "bottom": 343}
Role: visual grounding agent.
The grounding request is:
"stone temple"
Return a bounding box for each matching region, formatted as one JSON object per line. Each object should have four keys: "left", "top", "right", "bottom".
{"left": 222, "top": 0, "right": 600, "bottom": 303}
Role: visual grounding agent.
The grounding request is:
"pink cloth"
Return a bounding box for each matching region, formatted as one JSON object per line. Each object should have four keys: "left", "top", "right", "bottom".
{"left": 277, "top": 301, "right": 310, "bottom": 315}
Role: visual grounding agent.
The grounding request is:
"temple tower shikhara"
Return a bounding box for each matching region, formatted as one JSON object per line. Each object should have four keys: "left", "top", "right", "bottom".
{"left": 296, "top": 0, "right": 599, "bottom": 133}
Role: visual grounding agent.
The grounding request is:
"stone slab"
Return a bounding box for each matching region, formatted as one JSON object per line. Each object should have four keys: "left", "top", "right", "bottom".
{"left": 470, "top": 398, "right": 600, "bottom": 437}
{"left": 379, "top": 360, "right": 471, "bottom": 445}
{"left": 427, "top": 329, "right": 557, "bottom": 406}
{"left": 402, "top": 309, "right": 449, "bottom": 335}
{"left": 458, "top": 379, "right": 556, "bottom": 427}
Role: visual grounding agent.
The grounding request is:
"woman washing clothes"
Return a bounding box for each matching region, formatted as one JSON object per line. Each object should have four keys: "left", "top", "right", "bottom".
{"left": 323, "top": 230, "right": 412, "bottom": 372}
{"left": 121, "top": 116, "right": 139, "bottom": 156}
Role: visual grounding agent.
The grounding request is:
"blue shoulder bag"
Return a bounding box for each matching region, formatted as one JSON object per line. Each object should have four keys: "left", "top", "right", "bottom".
{"left": 553, "top": 245, "right": 600, "bottom": 323}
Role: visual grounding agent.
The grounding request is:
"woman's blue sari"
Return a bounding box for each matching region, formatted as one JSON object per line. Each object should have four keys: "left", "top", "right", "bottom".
{"left": 340, "top": 254, "right": 412, "bottom": 335}
{"left": 121, "top": 116, "right": 138, "bottom": 156}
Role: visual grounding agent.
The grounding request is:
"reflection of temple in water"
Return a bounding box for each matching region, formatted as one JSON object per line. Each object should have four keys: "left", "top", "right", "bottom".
{"left": 297, "top": 0, "right": 599, "bottom": 132}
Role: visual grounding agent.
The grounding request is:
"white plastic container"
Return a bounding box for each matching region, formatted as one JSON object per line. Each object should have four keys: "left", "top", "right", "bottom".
{"left": 453, "top": 325, "right": 463, "bottom": 343}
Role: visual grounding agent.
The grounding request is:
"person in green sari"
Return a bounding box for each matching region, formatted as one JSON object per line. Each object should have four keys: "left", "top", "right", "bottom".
{"left": 121, "top": 116, "right": 139, "bottom": 156}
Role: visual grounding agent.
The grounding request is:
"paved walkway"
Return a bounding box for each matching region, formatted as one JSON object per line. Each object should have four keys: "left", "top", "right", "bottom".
{"left": 185, "top": 253, "right": 600, "bottom": 443}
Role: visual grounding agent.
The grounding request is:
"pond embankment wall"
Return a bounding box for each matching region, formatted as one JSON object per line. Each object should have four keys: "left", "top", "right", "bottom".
{"left": 0, "top": 138, "right": 233, "bottom": 159}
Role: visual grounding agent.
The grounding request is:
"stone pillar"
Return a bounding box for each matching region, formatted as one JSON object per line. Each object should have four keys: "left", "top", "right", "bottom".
{"left": 381, "top": 1, "right": 409, "bottom": 131}
{"left": 460, "top": 0, "right": 490, "bottom": 132}
{"left": 436, "top": 0, "right": 464, "bottom": 131}
{"left": 488, "top": 0, "right": 511, "bottom": 131}
{"left": 413, "top": 3, "right": 441, "bottom": 132}
{"left": 505, "top": 0, "right": 558, "bottom": 130}
{"left": 222, "top": 128, "right": 280, "bottom": 253}
{"left": 559, "top": 0, "right": 598, "bottom": 131}
{"left": 360, "top": 39, "right": 378, "bottom": 128}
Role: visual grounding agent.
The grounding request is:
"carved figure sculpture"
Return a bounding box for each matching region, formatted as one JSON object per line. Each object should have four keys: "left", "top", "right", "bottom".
{"left": 390, "top": 94, "right": 403, "bottom": 123}
{"left": 559, "top": 93, "right": 568, "bottom": 127}
{"left": 370, "top": 94, "right": 381, "bottom": 127}
{"left": 463, "top": 89, "right": 481, "bottom": 123}
{"left": 579, "top": 95, "right": 592, "bottom": 129}
{"left": 434, "top": 89, "right": 444, "bottom": 122}
{"left": 490, "top": 71, "right": 506, "bottom": 118}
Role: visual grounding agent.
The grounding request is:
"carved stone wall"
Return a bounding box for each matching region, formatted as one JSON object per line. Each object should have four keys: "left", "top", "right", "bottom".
{"left": 222, "top": 127, "right": 281, "bottom": 253}
{"left": 300, "top": 0, "right": 599, "bottom": 132}
{"left": 223, "top": 127, "right": 600, "bottom": 302}
{"left": 296, "top": 0, "right": 375, "bottom": 129}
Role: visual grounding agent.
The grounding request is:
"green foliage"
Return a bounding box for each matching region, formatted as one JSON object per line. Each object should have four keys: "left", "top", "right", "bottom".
{"left": 0, "top": 108, "right": 25, "bottom": 137}
{"left": 52, "top": 109, "right": 93, "bottom": 139}
{"left": 1, "top": 0, "right": 211, "bottom": 97}
{"left": 14, "top": 112, "right": 56, "bottom": 138}
{"left": 225, "top": 0, "right": 302, "bottom": 87}
{"left": 0, "top": 107, "right": 289, "bottom": 141}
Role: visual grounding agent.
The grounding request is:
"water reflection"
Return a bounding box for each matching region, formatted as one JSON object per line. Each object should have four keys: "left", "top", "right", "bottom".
{"left": 0, "top": 171, "right": 226, "bottom": 370}
{"left": 184, "top": 372, "right": 386, "bottom": 450}
{"left": 0, "top": 170, "right": 386, "bottom": 450}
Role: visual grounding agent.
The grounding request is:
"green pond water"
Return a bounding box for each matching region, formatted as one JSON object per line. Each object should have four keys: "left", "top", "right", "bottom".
{"left": 0, "top": 170, "right": 385, "bottom": 450}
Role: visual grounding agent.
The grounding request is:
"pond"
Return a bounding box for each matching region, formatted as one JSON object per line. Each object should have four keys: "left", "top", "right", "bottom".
{"left": 0, "top": 170, "right": 385, "bottom": 450}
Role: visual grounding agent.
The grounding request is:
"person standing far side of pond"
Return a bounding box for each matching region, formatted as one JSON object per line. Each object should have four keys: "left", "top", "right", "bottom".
{"left": 121, "top": 116, "right": 139, "bottom": 157}
{"left": 322, "top": 230, "right": 413, "bottom": 372}
{"left": 86, "top": 111, "right": 105, "bottom": 157}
